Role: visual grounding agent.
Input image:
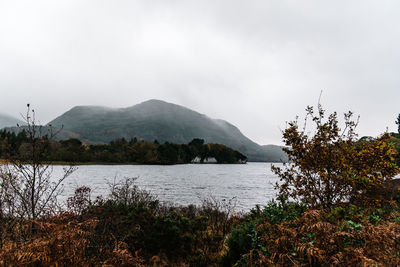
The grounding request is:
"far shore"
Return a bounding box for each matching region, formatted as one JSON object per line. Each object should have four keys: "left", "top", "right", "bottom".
{"left": 0, "top": 160, "right": 275, "bottom": 166}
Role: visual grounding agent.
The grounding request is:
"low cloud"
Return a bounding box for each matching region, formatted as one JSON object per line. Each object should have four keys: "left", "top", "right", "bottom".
{"left": 0, "top": 0, "right": 399, "bottom": 144}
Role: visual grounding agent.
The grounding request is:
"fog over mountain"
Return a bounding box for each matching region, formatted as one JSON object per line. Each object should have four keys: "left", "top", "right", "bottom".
{"left": 1, "top": 1, "right": 400, "bottom": 145}
{"left": 48, "top": 99, "right": 287, "bottom": 162}
{"left": 0, "top": 113, "right": 24, "bottom": 129}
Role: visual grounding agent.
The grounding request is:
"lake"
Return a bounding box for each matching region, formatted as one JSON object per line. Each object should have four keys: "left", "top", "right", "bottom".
{"left": 53, "top": 162, "right": 281, "bottom": 211}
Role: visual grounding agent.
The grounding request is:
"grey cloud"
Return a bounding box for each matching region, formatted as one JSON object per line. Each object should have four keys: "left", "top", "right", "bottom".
{"left": 0, "top": 0, "right": 399, "bottom": 144}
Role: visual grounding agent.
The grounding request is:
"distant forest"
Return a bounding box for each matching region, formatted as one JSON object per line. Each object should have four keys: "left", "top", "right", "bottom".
{"left": 0, "top": 130, "right": 247, "bottom": 164}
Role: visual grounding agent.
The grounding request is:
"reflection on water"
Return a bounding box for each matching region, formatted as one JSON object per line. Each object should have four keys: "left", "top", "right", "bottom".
{"left": 52, "top": 162, "right": 282, "bottom": 211}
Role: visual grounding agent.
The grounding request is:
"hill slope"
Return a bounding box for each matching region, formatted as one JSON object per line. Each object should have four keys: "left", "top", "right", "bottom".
{"left": 48, "top": 100, "right": 287, "bottom": 162}
{"left": 0, "top": 113, "right": 24, "bottom": 129}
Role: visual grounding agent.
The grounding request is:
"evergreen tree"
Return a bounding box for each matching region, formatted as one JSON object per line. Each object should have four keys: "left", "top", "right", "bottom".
{"left": 396, "top": 113, "right": 400, "bottom": 133}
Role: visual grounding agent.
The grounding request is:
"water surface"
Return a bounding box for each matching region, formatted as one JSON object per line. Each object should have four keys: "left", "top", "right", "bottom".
{"left": 53, "top": 162, "right": 281, "bottom": 211}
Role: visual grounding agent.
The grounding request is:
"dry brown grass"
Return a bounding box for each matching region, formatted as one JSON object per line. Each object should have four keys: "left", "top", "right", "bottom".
{"left": 244, "top": 209, "right": 400, "bottom": 266}
{"left": 0, "top": 215, "right": 144, "bottom": 266}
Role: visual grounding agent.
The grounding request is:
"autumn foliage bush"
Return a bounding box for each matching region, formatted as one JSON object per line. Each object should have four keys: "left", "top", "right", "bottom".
{"left": 272, "top": 105, "right": 399, "bottom": 208}
{"left": 222, "top": 104, "right": 400, "bottom": 266}
{"left": 0, "top": 176, "right": 239, "bottom": 266}
{"left": 0, "top": 189, "right": 236, "bottom": 266}
{"left": 227, "top": 204, "right": 400, "bottom": 266}
{"left": 222, "top": 202, "right": 307, "bottom": 266}
{"left": 0, "top": 215, "right": 144, "bottom": 266}
{"left": 87, "top": 198, "right": 235, "bottom": 265}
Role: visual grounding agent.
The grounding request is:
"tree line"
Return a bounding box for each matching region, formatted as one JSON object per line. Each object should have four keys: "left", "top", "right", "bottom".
{"left": 0, "top": 130, "right": 247, "bottom": 164}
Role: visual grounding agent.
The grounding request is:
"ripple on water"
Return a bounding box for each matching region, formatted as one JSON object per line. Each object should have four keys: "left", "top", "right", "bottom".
{"left": 52, "top": 162, "right": 281, "bottom": 211}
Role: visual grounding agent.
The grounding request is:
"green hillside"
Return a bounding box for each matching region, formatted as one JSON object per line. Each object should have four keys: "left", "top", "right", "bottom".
{"left": 48, "top": 99, "right": 287, "bottom": 162}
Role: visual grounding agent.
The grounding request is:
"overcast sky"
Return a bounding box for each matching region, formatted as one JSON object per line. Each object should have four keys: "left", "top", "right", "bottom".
{"left": 1, "top": 1, "right": 399, "bottom": 145}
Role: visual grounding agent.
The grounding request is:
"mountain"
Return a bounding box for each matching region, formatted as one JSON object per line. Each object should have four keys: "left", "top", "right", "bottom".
{"left": 260, "top": 144, "right": 287, "bottom": 162}
{"left": 48, "top": 99, "right": 287, "bottom": 162}
{"left": 0, "top": 113, "right": 24, "bottom": 129}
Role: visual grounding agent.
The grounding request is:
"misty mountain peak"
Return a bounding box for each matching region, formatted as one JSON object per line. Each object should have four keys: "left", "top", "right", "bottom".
{"left": 47, "top": 99, "right": 286, "bottom": 161}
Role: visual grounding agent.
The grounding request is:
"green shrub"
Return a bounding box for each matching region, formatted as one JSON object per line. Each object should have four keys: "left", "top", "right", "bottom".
{"left": 222, "top": 221, "right": 257, "bottom": 266}
{"left": 261, "top": 201, "right": 307, "bottom": 225}
{"left": 369, "top": 215, "right": 381, "bottom": 224}
{"left": 222, "top": 201, "right": 306, "bottom": 266}
{"left": 346, "top": 220, "right": 363, "bottom": 232}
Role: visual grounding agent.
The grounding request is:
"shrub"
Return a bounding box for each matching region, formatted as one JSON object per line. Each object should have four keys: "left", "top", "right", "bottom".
{"left": 107, "top": 177, "right": 159, "bottom": 209}
{"left": 272, "top": 104, "right": 399, "bottom": 208}
{"left": 0, "top": 105, "right": 76, "bottom": 219}
{"left": 0, "top": 215, "right": 144, "bottom": 266}
{"left": 81, "top": 181, "right": 238, "bottom": 265}
{"left": 222, "top": 201, "right": 306, "bottom": 266}
{"left": 231, "top": 208, "right": 400, "bottom": 266}
{"left": 67, "top": 186, "right": 92, "bottom": 215}
{"left": 223, "top": 221, "right": 258, "bottom": 266}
